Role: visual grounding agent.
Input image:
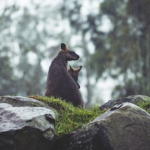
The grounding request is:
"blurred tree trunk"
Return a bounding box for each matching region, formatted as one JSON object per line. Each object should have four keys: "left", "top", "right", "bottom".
{"left": 81, "top": 34, "right": 92, "bottom": 108}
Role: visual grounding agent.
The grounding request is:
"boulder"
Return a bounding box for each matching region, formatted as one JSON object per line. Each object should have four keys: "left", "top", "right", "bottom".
{"left": 0, "top": 96, "right": 55, "bottom": 150}
{"left": 0, "top": 95, "right": 58, "bottom": 118}
{"left": 0, "top": 95, "right": 54, "bottom": 109}
{"left": 99, "top": 95, "right": 150, "bottom": 110}
{"left": 54, "top": 103, "right": 150, "bottom": 150}
{"left": 1, "top": 95, "right": 150, "bottom": 150}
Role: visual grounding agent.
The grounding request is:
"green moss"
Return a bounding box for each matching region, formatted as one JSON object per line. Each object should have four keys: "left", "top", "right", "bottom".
{"left": 138, "top": 101, "right": 150, "bottom": 114}
{"left": 31, "top": 95, "right": 106, "bottom": 138}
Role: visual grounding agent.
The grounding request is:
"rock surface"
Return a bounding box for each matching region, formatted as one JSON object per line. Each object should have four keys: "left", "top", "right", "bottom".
{"left": 99, "top": 95, "right": 150, "bottom": 110}
{"left": 0, "top": 95, "right": 54, "bottom": 109}
{"left": 54, "top": 102, "right": 150, "bottom": 150}
{"left": 1, "top": 95, "right": 150, "bottom": 150}
{"left": 0, "top": 96, "right": 55, "bottom": 150}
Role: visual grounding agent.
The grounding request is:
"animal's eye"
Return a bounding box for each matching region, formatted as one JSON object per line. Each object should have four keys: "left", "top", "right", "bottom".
{"left": 69, "top": 51, "right": 75, "bottom": 55}
{"left": 68, "top": 51, "right": 72, "bottom": 54}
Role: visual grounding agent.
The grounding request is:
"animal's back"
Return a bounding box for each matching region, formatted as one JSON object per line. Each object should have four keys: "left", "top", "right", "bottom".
{"left": 45, "top": 57, "right": 64, "bottom": 96}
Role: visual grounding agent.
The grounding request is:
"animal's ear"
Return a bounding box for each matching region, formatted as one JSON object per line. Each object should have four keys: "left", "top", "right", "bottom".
{"left": 69, "top": 65, "right": 74, "bottom": 72}
{"left": 77, "top": 66, "right": 82, "bottom": 72}
{"left": 61, "top": 43, "right": 66, "bottom": 51}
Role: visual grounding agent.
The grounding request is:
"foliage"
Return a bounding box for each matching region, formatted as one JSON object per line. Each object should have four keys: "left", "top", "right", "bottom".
{"left": 90, "top": 0, "right": 150, "bottom": 98}
{"left": 1, "top": 0, "right": 150, "bottom": 105}
{"left": 0, "top": 1, "right": 60, "bottom": 96}
{"left": 31, "top": 95, "right": 106, "bottom": 138}
{"left": 0, "top": 5, "right": 19, "bottom": 95}
{"left": 0, "top": 55, "right": 17, "bottom": 95}
{"left": 59, "top": 0, "right": 150, "bottom": 101}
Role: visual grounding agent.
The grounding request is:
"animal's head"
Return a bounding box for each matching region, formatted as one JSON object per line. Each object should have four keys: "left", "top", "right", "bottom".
{"left": 60, "top": 43, "right": 79, "bottom": 61}
{"left": 68, "top": 65, "right": 82, "bottom": 88}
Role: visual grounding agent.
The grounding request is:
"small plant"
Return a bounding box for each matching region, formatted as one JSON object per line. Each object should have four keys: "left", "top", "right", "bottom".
{"left": 31, "top": 95, "right": 106, "bottom": 138}
{"left": 138, "top": 101, "right": 150, "bottom": 114}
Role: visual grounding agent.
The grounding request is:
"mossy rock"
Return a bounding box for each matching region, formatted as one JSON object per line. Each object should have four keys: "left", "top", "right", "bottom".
{"left": 53, "top": 103, "right": 150, "bottom": 150}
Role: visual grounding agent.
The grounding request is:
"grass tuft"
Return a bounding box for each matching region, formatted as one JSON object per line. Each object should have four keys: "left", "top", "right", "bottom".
{"left": 138, "top": 101, "right": 150, "bottom": 114}
{"left": 30, "top": 95, "right": 106, "bottom": 138}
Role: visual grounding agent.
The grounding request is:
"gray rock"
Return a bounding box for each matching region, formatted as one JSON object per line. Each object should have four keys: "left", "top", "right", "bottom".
{"left": 0, "top": 95, "right": 58, "bottom": 118}
{"left": 0, "top": 97, "right": 55, "bottom": 150}
{"left": 54, "top": 103, "right": 150, "bottom": 150}
{"left": 99, "top": 95, "right": 150, "bottom": 110}
{"left": 0, "top": 95, "right": 51, "bottom": 108}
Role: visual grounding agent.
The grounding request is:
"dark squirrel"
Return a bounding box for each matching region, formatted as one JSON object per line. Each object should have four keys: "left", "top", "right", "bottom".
{"left": 45, "top": 43, "right": 83, "bottom": 107}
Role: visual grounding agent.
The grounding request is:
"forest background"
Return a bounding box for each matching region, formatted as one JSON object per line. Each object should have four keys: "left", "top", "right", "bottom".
{"left": 1, "top": 0, "right": 150, "bottom": 108}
